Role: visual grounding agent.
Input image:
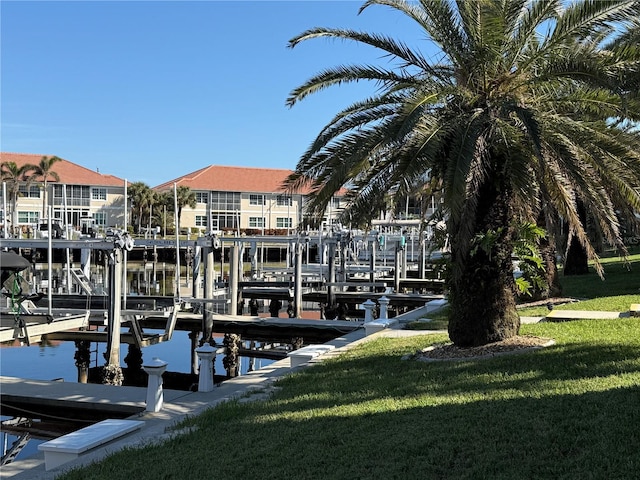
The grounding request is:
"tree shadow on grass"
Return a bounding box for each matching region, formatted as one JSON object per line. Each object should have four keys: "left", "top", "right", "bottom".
{"left": 73, "top": 384, "right": 640, "bottom": 480}
{"left": 59, "top": 328, "right": 640, "bottom": 480}
{"left": 263, "top": 339, "right": 640, "bottom": 416}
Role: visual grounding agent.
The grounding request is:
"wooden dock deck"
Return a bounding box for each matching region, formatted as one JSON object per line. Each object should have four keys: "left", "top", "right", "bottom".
{"left": 0, "top": 376, "right": 154, "bottom": 422}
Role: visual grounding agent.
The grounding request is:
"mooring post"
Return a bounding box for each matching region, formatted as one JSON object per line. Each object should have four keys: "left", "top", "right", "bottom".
{"left": 394, "top": 243, "right": 402, "bottom": 293}
{"left": 294, "top": 241, "right": 303, "bottom": 318}
{"left": 362, "top": 299, "right": 376, "bottom": 322}
{"left": 378, "top": 296, "right": 390, "bottom": 320}
{"left": 74, "top": 340, "right": 91, "bottom": 384}
{"left": 326, "top": 239, "right": 337, "bottom": 308}
{"left": 223, "top": 333, "right": 241, "bottom": 378}
{"left": 369, "top": 240, "right": 376, "bottom": 284}
{"left": 195, "top": 344, "right": 216, "bottom": 392}
{"left": 104, "top": 248, "right": 124, "bottom": 386}
{"left": 143, "top": 357, "right": 168, "bottom": 413}
{"left": 229, "top": 244, "right": 239, "bottom": 316}
{"left": 249, "top": 241, "right": 258, "bottom": 277}
{"left": 189, "top": 331, "right": 200, "bottom": 375}
{"left": 201, "top": 242, "right": 215, "bottom": 345}
{"left": 192, "top": 245, "right": 201, "bottom": 298}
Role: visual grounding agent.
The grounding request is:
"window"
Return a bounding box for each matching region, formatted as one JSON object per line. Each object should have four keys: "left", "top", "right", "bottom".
{"left": 276, "top": 217, "right": 292, "bottom": 228}
{"left": 249, "top": 194, "right": 265, "bottom": 206}
{"left": 92, "top": 188, "right": 107, "bottom": 201}
{"left": 249, "top": 216, "right": 265, "bottom": 228}
{"left": 53, "top": 185, "right": 90, "bottom": 207}
{"left": 276, "top": 195, "right": 292, "bottom": 207}
{"left": 211, "top": 213, "right": 238, "bottom": 230}
{"left": 210, "top": 191, "right": 240, "bottom": 211}
{"left": 195, "top": 192, "right": 208, "bottom": 204}
{"left": 18, "top": 185, "right": 40, "bottom": 198}
{"left": 331, "top": 197, "right": 341, "bottom": 208}
{"left": 18, "top": 211, "right": 39, "bottom": 224}
{"left": 195, "top": 215, "right": 208, "bottom": 227}
{"left": 93, "top": 212, "right": 106, "bottom": 226}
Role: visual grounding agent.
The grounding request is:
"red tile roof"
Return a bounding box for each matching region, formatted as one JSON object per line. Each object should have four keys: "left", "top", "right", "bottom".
{"left": 154, "top": 165, "right": 307, "bottom": 194}
{"left": 0, "top": 152, "right": 126, "bottom": 187}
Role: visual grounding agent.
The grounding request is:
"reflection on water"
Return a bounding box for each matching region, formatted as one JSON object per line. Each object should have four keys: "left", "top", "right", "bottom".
{"left": 0, "top": 331, "right": 272, "bottom": 463}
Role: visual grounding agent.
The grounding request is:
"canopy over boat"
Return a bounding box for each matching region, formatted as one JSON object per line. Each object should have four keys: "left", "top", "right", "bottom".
{"left": 1, "top": 250, "right": 31, "bottom": 287}
{"left": 1, "top": 251, "right": 31, "bottom": 272}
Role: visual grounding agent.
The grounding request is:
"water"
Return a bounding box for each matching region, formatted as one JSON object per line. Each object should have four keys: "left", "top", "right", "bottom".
{"left": 0, "top": 331, "right": 273, "bottom": 463}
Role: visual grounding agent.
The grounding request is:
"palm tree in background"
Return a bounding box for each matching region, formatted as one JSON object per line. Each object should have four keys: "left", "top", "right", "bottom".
{"left": 128, "top": 182, "right": 156, "bottom": 233}
{"left": 30, "top": 155, "right": 61, "bottom": 217}
{"left": 1, "top": 161, "right": 36, "bottom": 235}
{"left": 175, "top": 186, "right": 196, "bottom": 233}
{"left": 154, "top": 192, "right": 175, "bottom": 237}
{"left": 284, "top": 0, "right": 640, "bottom": 347}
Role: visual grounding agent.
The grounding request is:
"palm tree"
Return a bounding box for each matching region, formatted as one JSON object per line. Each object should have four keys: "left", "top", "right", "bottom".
{"left": 284, "top": 0, "right": 640, "bottom": 347}
{"left": 30, "top": 155, "right": 61, "bottom": 217}
{"left": 128, "top": 182, "right": 156, "bottom": 233}
{"left": 175, "top": 186, "right": 196, "bottom": 232}
{"left": 153, "top": 192, "right": 175, "bottom": 237}
{"left": 1, "top": 161, "right": 36, "bottom": 235}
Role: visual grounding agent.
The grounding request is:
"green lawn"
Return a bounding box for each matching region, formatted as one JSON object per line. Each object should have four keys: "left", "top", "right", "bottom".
{"left": 60, "top": 318, "right": 640, "bottom": 480}
{"left": 406, "top": 249, "right": 640, "bottom": 326}
{"left": 58, "top": 250, "right": 640, "bottom": 480}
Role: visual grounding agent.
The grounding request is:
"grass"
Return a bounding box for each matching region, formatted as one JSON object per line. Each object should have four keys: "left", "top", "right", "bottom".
{"left": 59, "top": 319, "right": 640, "bottom": 480}
{"left": 406, "top": 249, "right": 640, "bottom": 326}
{"left": 57, "top": 251, "right": 640, "bottom": 480}
{"left": 518, "top": 249, "right": 640, "bottom": 317}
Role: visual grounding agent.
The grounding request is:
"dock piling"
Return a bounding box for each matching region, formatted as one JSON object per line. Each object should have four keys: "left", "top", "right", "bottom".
{"left": 195, "top": 344, "right": 216, "bottom": 392}
{"left": 143, "top": 357, "right": 168, "bottom": 412}
{"left": 362, "top": 299, "right": 376, "bottom": 322}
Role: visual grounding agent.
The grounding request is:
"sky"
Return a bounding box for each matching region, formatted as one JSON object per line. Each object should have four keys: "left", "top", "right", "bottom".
{"left": 1, "top": 0, "right": 427, "bottom": 187}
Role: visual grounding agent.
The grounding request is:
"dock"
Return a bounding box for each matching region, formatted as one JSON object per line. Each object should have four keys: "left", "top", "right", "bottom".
{"left": 0, "top": 376, "right": 150, "bottom": 423}
{"left": 0, "top": 322, "right": 400, "bottom": 480}
{"left": 41, "top": 314, "right": 364, "bottom": 345}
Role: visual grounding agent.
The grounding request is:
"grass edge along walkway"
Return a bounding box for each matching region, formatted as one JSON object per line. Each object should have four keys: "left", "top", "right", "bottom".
{"left": 59, "top": 317, "right": 640, "bottom": 480}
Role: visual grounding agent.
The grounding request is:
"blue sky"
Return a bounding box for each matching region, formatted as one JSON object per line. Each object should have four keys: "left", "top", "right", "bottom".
{"left": 1, "top": 0, "right": 425, "bottom": 187}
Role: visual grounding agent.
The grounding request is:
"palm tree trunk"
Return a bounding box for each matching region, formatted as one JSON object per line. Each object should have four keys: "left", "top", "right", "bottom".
{"left": 540, "top": 235, "right": 562, "bottom": 298}
{"left": 448, "top": 180, "right": 520, "bottom": 347}
{"left": 536, "top": 210, "right": 562, "bottom": 300}
{"left": 563, "top": 200, "right": 589, "bottom": 276}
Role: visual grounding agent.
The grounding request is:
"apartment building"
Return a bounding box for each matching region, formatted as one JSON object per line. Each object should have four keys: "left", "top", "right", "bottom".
{"left": 154, "top": 165, "right": 344, "bottom": 234}
{"left": 0, "top": 152, "right": 127, "bottom": 235}
{"left": 1, "top": 153, "right": 345, "bottom": 237}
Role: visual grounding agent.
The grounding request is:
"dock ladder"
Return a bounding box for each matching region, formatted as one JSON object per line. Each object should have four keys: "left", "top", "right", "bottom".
{"left": 67, "top": 268, "right": 93, "bottom": 295}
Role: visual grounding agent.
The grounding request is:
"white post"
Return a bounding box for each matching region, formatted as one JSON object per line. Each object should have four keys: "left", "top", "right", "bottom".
{"left": 105, "top": 250, "right": 124, "bottom": 385}
{"left": 62, "top": 185, "right": 71, "bottom": 292}
{"left": 192, "top": 245, "right": 201, "bottom": 298}
{"left": 229, "top": 244, "right": 238, "bottom": 315}
{"left": 294, "top": 241, "right": 303, "bottom": 318}
{"left": 2, "top": 182, "right": 8, "bottom": 238}
{"left": 195, "top": 344, "right": 216, "bottom": 392}
{"left": 174, "top": 183, "right": 180, "bottom": 299}
{"left": 47, "top": 208, "right": 52, "bottom": 314}
{"left": 362, "top": 299, "right": 376, "bottom": 323}
{"left": 123, "top": 179, "right": 128, "bottom": 232}
{"left": 378, "top": 296, "right": 390, "bottom": 320}
{"left": 123, "top": 179, "right": 128, "bottom": 306}
{"left": 143, "top": 357, "right": 168, "bottom": 412}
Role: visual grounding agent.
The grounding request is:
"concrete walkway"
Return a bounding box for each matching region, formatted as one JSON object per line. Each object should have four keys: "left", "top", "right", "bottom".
{"left": 1, "top": 324, "right": 441, "bottom": 480}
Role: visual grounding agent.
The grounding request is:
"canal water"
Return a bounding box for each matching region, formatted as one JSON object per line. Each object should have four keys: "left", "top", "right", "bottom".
{"left": 0, "top": 331, "right": 273, "bottom": 463}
